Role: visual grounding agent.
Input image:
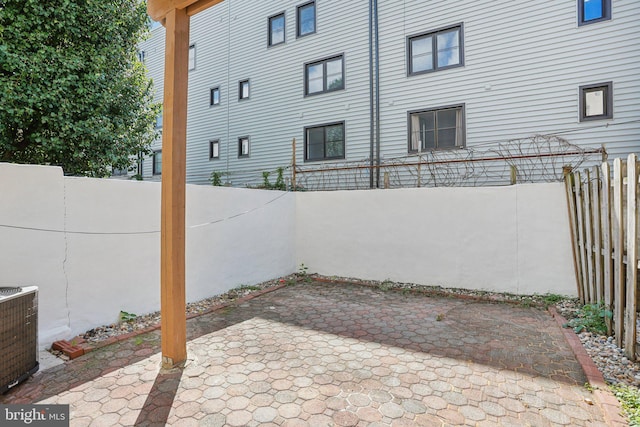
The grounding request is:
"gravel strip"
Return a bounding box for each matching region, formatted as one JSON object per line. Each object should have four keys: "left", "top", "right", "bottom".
{"left": 66, "top": 274, "right": 640, "bottom": 391}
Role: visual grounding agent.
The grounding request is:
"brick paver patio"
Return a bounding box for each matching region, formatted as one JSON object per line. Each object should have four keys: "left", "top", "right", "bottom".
{"left": 1, "top": 282, "right": 616, "bottom": 426}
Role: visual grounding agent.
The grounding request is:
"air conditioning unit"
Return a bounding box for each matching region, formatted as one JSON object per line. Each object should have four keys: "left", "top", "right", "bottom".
{"left": 1, "top": 286, "right": 39, "bottom": 394}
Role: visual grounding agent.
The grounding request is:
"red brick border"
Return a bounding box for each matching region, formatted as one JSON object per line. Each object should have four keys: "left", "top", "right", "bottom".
{"left": 548, "top": 306, "right": 627, "bottom": 426}
{"left": 74, "top": 282, "right": 289, "bottom": 354}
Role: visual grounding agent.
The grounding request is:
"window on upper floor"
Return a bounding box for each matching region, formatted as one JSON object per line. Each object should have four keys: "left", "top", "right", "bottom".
{"left": 408, "top": 105, "right": 465, "bottom": 152}
{"left": 210, "top": 87, "right": 220, "bottom": 106}
{"left": 155, "top": 111, "right": 163, "bottom": 130}
{"left": 578, "top": 0, "right": 611, "bottom": 25}
{"left": 269, "top": 12, "right": 286, "bottom": 46}
{"left": 238, "top": 137, "right": 250, "bottom": 157}
{"left": 408, "top": 24, "right": 464, "bottom": 76}
{"left": 305, "top": 55, "right": 344, "bottom": 96}
{"left": 188, "top": 44, "right": 196, "bottom": 71}
{"left": 137, "top": 50, "right": 146, "bottom": 64}
{"left": 153, "top": 150, "right": 162, "bottom": 175}
{"left": 297, "top": 1, "right": 316, "bottom": 37}
{"left": 209, "top": 140, "right": 220, "bottom": 160}
{"left": 239, "top": 80, "right": 250, "bottom": 100}
{"left": 579, "top": 82, "right": 612, "bottom": 121}
{"left": 305, "top": 122, "right": 345, "bottom": 161}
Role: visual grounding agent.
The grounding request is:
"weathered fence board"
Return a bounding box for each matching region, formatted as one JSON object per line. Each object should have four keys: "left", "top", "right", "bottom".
{"left": 565, "top": 154, "right": 640, "bottom": 359}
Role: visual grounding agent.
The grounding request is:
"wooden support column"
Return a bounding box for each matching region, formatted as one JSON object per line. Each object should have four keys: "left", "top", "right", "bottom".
{"left": 160, "top": 7, "right": 190, "bottom": 370}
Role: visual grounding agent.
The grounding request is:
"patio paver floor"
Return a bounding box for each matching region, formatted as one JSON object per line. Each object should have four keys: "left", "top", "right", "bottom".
{"left": 1, "top": 282, "right": 612, "bottom": 426}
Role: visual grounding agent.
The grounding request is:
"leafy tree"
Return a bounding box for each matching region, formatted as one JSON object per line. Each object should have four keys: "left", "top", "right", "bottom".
{"left": 0, "top": 0, "right": 159, "bottom": 176}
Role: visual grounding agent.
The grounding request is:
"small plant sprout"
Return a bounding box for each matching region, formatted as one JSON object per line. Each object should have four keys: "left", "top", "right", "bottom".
{"left": 119, "top": 310, "right": 137, "bottom": 323}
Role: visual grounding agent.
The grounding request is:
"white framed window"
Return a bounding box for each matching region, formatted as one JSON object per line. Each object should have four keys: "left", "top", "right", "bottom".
{"left": 305, "top": 122, "right": 345, "bottom": 161}
{"left": 408, "top": 105, "right": 465, "bottom": 152}
{"left": 269, "top": 12, "right": 285, "bottom": 46}
{"left": 238, "top": 137, "right": 250, "bottom": 157}
{"left": 408, "top": 24, "right": 463, "bottom": 76}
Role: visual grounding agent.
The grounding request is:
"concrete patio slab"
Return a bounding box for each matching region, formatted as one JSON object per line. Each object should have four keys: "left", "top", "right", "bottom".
{"left": 1, "top": 282, "right": 619, "bottom": 426}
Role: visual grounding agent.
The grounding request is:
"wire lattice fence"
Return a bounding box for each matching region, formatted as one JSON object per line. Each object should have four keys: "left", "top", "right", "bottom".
{"left": 293, "top": 135, "right": 606, "bottom": 191}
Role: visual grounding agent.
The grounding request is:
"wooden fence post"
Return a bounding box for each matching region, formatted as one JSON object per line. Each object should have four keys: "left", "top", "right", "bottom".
{"left": 565, "top": 173, "right": 584, "bottom": 302}
{"left": 574, "top": 171, "right": 588, "bottom": 303}
{"left": 591, "top": 166, "right": 603, "bottom": 303}
{"left": 612, "top": 158, "right": 625, "bottom": 348}
{"left": 584, "top": 169, "right": 595, "bottom": 303}
{"left": 624, "top": 154, "right": 638, "bottom": 360}
{"left": 601, "top": 162, "right": 613, "bottom": 334}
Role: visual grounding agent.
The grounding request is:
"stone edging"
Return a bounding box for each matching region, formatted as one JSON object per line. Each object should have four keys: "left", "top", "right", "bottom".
{"left": 548, "top": 306, "right": 627, "bottom": 426}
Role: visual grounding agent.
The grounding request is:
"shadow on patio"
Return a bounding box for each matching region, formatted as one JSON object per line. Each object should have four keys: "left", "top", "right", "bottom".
{"left": 1, "top": 282, "right": 610, "bottom": 426}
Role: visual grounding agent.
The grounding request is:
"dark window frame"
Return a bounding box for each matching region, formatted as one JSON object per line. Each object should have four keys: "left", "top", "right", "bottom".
{"left": 304, "top": 54, "right": 344, "bottom": 96}
{"left": 407, "top": 23, "right": 464, "bottom": 76}
{"left": 188, "top": 43, "right": 196, "bottom": 71}
{"left": 407, "top": 104, "right": 466, "bottom": 153}
{"left": 210, "top": 87, "right": 220, "bottom": 106}
{"left": 268, "top": 12, "right": 286, "bottom": 47}
{"left": 238, "top": 136, "right": 250, "bottom": 158}
{"left": 304, "top": 121, "right": 346, "bottom": 162}
{"left": 578, "top": 0, "right": 611, "bottom": 26}
{"left": 209, "top": 140, "right": 220, "bottom": 160}
{"left": 152, "top": 150, "right": 162, "bottom": 175}
{"left": 579, "top": 81, "right": 613, "bottom": 122}
{"left": 239, "top": 79, "right": 250, "bottom": 100}
{"left": 296, "top": 1, "right": 316, "bottom": 38}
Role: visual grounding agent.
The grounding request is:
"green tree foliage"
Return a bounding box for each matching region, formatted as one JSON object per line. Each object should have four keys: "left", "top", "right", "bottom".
{"left": 0, "top": 0, "right": 159, "bottom": 176}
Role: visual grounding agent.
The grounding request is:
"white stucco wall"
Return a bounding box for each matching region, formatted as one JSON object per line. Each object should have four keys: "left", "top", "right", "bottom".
{"left": 0, "top": 163, "right": 296, "bottom": 348}
{"left": 0, "top": 162, "right": 577, "bottom": 349}
{"left": 0, "top": 163, "right": 69, "bottom": 346}
{"left": 295, "top": 183, "right": 577, "bottom": 296}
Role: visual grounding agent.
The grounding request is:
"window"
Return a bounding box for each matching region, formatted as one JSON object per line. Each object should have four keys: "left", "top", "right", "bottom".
{"left": 305, "top": 55, "right": 343, "bottom": 96}
{"left": 297, "top": 1, "right": 316, "bottom": 37}
{"left": 305, "top": 122, "right": 345, "bottom": 161}
{"left": 408, "top": 105, "right": 465, "bottom": 152}
{"left": 210, "top": 87, "right": 220, "bottom": 106}
{"left": 155, "top": 111, "right": 163, "bottom": 130}
{"left": 209, "top": 140, "right": 220, "bottom": 160}
{"left": 408, "top": 24, "right": 463, "bottom": 75}
{"left": 579, "top": 82, "right": 613, "bottom": 121}
{"left": 239, "top": 80, "right": 250, "bottom": 100}
{"left": 188, "top": 44, "right": 196, "bottom": 71}
{"left": 137, "top": 50, "right": 146, "bottom": 63}
{"left": 578, "top": 0, "right": 611, "bottom": 25}
{"left": 238, "top": 137, "right": 250, "bottom": 157}
{"left": 152, "top": 151, "right": 162, "bottom": 175}
{"left": 269, "top": 13, "right": 285, "bottom": 46}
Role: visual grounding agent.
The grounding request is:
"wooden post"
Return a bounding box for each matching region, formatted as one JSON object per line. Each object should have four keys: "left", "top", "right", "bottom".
{"left": 291, "top": 138, "right": 296, "bottom": 191}
{"left": 160, "top": 7, "right": 190, "bottom": 369}
{"left": 565, "top": 173, "right": 583, "bottom": 302}
{"left": 583, "top": 169, "right": 594, "bottom": 303}
{"left": 591, "top": 166, "right": 602, "bottom": 303}
{"left": 601, "top": 162, "right": 613, "bottom": 334}
{"left": 574, "top": 171, "right": 588, "bottom": 304}
{"left": 612, "top": 158, "right": 625, "bottom": 348}
{"left": 624, "top": 154, "right": 638, "bottom": 360}
{"left": 384, "top": 172, "right": 390, "bottom": 189}
{"left": 510, "top": 165, "right": 517, "bottom": 185}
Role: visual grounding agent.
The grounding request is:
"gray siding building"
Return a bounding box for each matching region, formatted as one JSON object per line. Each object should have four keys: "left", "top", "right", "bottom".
{"left": 136, "top": 0, "right": 639, "bottom": 188}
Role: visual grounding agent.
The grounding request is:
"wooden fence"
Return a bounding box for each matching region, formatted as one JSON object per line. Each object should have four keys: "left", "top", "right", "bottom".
{"left": 565, "top": 153, "right": 639, "bottom": 360}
